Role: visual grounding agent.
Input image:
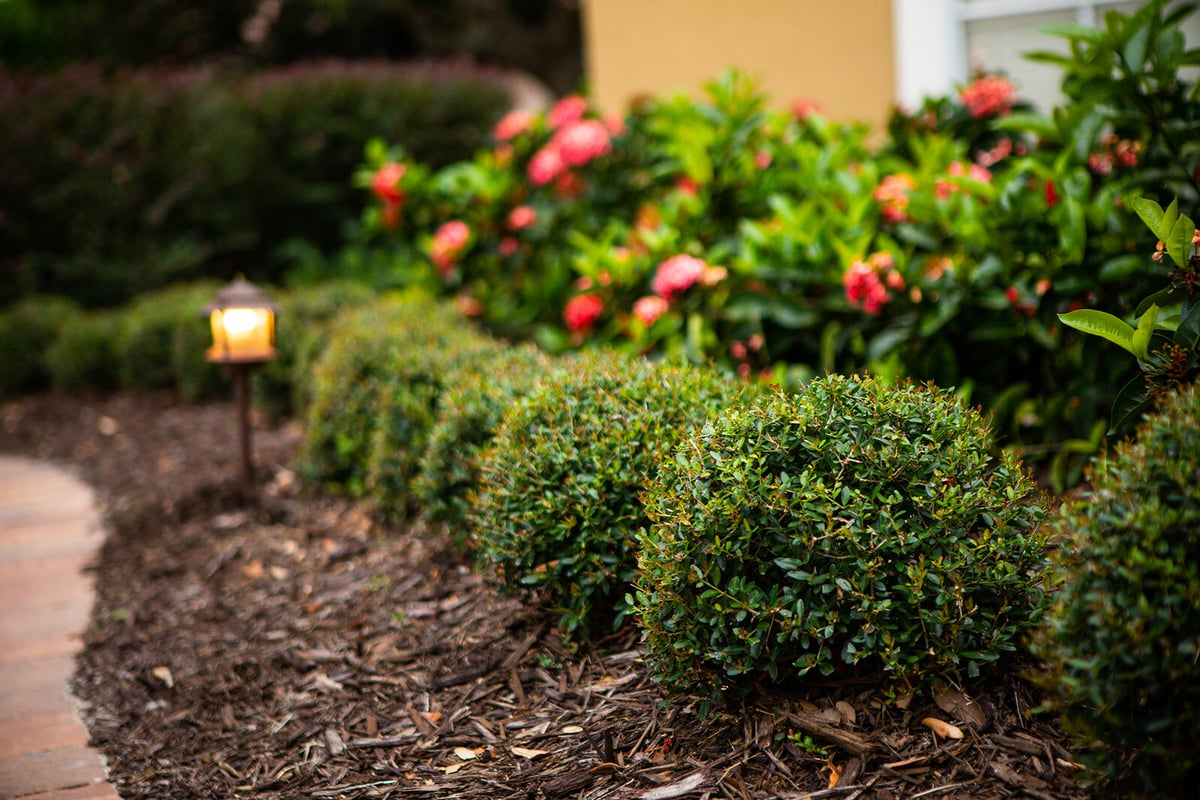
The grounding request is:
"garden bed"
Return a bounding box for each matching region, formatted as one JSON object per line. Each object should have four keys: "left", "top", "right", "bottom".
{"left": 1, "top": 393, "right": 1092, "bottom": 799}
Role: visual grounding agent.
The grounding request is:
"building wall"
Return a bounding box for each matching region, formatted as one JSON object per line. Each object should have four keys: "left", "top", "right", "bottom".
{"left": 581, "top": 0, "right": 896, "bottom": 127}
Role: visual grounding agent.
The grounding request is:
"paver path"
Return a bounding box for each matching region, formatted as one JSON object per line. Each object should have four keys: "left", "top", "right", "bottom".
{"left": 0, "top": 456, "right": 121, "bottom": 800}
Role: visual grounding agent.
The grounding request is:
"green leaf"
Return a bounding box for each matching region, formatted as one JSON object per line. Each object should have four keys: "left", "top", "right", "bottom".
{"left": 1058, "top": 309, "right": 1139, "bottom": 357}
{"left": 1175, "top": 300, "right": 1200, "bottom": 351}
{"left": 1038, "top": 23, "right": 1106, "bottom": 43}
{"left": 1131, "top": 304, "right": 1160, "bottom": 361}
{"left": 1123, "top": 23, "right": 1151, "bottom": 73}
{"left": 1129, "top": 196, "right": 1166, "bottom": 238}
{"left": 1107, "top": 373, "right": 1152, "bottom": 435}
{"left": 1165, "top": 212, "right": 1196, "bottom": 269}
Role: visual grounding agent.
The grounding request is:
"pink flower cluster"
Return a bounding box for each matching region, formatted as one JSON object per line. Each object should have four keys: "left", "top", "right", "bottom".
{"left": 935, "top": 160, "right": 992, "bottom": 200}
{"left": 632, "top": 295, "right": 670, "bottom": 327}
{"left": 873, "top": 173, "right": 916, "bottom": 223}
{"left": 650, "top": 254, "right": 724, "bottom": 301}
{"left": 1087, "top": 134, "right": 1142, "bottom": 176}
{"left": 844, "top": 252, "right": 902, "bottom": 315}
{"left": 959, "top": 75, "right": 1018, "bottom": 119}
{"left": 493, "top": 110, "right": 533, "bottom": 142}
{"left": 527, "top": 96, "right": 614, "bottom": 189}
{"left": 429, "top": 220, "right": 470, "bottom": 276}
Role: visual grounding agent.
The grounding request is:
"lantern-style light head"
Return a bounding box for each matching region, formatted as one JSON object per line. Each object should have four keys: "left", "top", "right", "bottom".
{"left": 202, "top": 276, "right": 279, "bottom": 364}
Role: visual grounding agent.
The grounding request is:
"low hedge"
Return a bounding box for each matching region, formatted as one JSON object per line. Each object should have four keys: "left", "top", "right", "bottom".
{"left": 636, "top": 374, "right": 1051, "bottom": 705}
{"left": 470, "top": 354, "right": 753, "bottom": 638}
{"left": 1035, "top": 380, "right": 1200, "bottom": 795}
{"left": 0, "top": 60, "right": 512, "bottom": 309}
{"left": 0, "top": 295, "right": 81, "bottom": 396}
{"left": 413, "top": 342, "right": 554, "bottom": 542}
{"left": 299, "top": 291, "right": 482, "bottom": 497}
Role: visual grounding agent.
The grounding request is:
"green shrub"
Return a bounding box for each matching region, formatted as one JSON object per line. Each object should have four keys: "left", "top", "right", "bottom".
{"left": 299, "top": 291, "right": 474, "bottom": 495}
{"left": 635, "top": 373, "right": 1050, "bottom": 705}
{"left": 365, "top": 323, "right": 500, "bottom": 523}
{"left": 46, "top": 310, "right": 122, "bottom": 393}
{"left": 413, "top": 342, "right": 553, "bottom": 540}
{"left": 113, "top": 281, "right": 221, "bottom": 398}
{"left": 0, "top": 295, "right": 80, "bottom": 396}
{"left": 255, "top": 280, "right": 376, "bottom": 419}
{"left": 471, "top": 355, "right": 748, "bottom": 637}
{"left": 1034, "top": 380, "right": 1200, "bottom": 795}
{"left": 0, "top": 61, "right": 511, "bottom": 309}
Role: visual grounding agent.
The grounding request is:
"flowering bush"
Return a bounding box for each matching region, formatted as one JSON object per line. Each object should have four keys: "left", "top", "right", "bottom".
{"left": 340, "top": 1, "right": 1200, "bottom": 488}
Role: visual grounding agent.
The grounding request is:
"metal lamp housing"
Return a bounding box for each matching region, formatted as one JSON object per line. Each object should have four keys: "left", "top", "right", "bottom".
{"left": 202, "top": 277, "right": 279, "bottom": 364}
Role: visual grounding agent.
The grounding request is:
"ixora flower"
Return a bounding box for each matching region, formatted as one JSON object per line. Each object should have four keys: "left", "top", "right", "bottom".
{"left": 429, "top": 220, "right": 471, "bottom": 275}
{"left": 548, "top": 94, "right": 588, "bottom": 129}
{"left": 651, "top": 254, "right": 718, "bottom": 301}
{"left": 528, "top": 144, "right": 566, "bottom": 187}
{"left": 552, "top": 119, "right": 612, "bottom": 167}
{"left": 844, "top": 253, "right": 900, "bottom": 315}
{"left": 493, "top": 110, "right": 533, "bottom": 142}
{"left": 873, "top": 173, "right": 916, "bottom": 223}
{"left": 958, "top": 75, "right": 1017, "bottom": 119}
{"left": 633, "top": 295, "right": 670, "bottom": 327}
{"left": 507, "top": 205, "right": 537, "bottom": 231}
{"left": 563, "top": 293, "right": 604, "bottom": 332}
{"left": 370, "top": 162, "right": 406, "bottom": 204}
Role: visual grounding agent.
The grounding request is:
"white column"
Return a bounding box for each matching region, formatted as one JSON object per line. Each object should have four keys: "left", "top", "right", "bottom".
{"left": 892, "top": 0, "right": 966, "bottom": 111}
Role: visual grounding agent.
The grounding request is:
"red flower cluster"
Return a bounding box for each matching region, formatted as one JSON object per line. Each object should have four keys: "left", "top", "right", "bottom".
{"left": 959, "top": 75, "right": 1017, "bottom": 119}
{"left": 493, "top": 110, "right": 533, "bottom": 142}
{"left": 563, "top": 293, "right": 604, "bottom": 333}
{"left": 371, "top": 162, "right": 407, "bottom": 229}
{"left": 527, "top": 96, "right": 615, "bottom": 190}
{"left": 844, "top": 252, "right": 901, "bottom": 315}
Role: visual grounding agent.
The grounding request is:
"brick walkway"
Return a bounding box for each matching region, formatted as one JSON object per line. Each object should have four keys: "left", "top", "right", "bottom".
{"left": 0, "top": 457, "right": 121, "bottom": 800}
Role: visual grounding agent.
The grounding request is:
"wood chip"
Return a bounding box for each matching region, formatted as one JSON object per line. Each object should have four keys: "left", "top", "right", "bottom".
{"left": 921, "top": 718, "right": 964, "bottom": 739}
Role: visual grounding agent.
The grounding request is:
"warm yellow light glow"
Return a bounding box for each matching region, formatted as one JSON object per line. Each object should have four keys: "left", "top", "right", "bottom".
{"left": 207, "top": 307, "right": 275, "bottom": 363}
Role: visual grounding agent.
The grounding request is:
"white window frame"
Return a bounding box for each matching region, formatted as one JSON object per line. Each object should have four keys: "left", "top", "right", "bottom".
{"left": 892, "top": 0, "right": 1130, "bottom": 110}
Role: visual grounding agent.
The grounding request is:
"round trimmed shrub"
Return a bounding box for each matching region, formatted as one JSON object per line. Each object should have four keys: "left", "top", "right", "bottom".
{"left": 112, "top": 281, "right": 221, "bottom": 398}
{"left": 0, "top": 295, "right": 81, "bottom": 396}
{"left": 300, "top": 291, "right": 461, "bottom": 494}
{"left": 1034, "top": 381, "right": 1200, "bottom": 795}
{"left": 413, "top": 342, "right": 553, "bottom": 541}
{"left": 256, "top": 280, "right": 375, "bottom": 419}
{"left": 364, "top": 325, "right": 500, "bottom": 523}
{"left": 46, "top": 311, "right": 122, "bottom": 393}
{"left": 471, "top": 355, "right": 749, "bottom": 638}
{"left": 635, "top": 373, "right": 1050, "bottom": 703}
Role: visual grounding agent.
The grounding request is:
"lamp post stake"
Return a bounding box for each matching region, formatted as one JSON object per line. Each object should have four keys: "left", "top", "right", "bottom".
{"left": 233, "top": 363, "right": 255, "bottom": 501}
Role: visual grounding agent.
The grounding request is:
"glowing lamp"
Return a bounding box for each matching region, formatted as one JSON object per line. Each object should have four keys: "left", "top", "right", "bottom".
{"left": 202, "top": 277, "right": 278, "bottom": 364}
{"left": 201, "top": 276, "right": 279, "bottom": 502}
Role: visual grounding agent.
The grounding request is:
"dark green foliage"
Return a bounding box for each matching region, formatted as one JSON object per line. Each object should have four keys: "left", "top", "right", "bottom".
{"left": 46, "top": 311, "right": 122, "bottom": 394}
{"left": 365, "top": 324, "right": 501, "bottom": 523}
{"left": 0, "top": 61, "right": 511, "bottom": 309}
{"left": 635, "top": 374, "right": 1050, "bottom": 705}
{"left": 471, "top": 354, "right": 748, "bottom": 637}
{"left": 299, "top": 291, "right": 484, "bottom": 498}
{"left": 255, "top": 280, "right": 376, "bottom": 419}
{"left": 112, "top": 282, "right": 223, "bottom": 399}
{"left": 414, "top": 343, "right": 553, "bottom": 541}
{"left": 0, "top": 296, "right": 81, "bottom": 396}
{"left": 1035, "top": 380, "right": 1200, "bottom": 795}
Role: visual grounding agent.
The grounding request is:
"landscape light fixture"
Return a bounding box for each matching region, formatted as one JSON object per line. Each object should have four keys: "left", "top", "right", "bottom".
{"left": 202, "top": 275, "right": 279, "bottom": 501}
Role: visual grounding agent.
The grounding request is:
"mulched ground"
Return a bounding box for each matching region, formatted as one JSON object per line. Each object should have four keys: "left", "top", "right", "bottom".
{"left": 1, "top": 392, "right": 1098, "bottom": 800}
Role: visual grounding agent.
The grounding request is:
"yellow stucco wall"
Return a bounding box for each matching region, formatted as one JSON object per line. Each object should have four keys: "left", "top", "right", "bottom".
{"left": 582, "top": 0, "right": 896, "bottom": 128}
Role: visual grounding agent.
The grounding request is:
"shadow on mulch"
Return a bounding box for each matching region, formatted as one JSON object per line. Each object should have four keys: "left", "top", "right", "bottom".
{"left": 0, "top": 393, "right": 1097, "bottom": 800}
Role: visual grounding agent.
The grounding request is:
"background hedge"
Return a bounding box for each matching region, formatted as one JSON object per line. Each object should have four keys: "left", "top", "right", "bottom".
{"left": 0, "top": 60, "right": 512, "bottom": 309}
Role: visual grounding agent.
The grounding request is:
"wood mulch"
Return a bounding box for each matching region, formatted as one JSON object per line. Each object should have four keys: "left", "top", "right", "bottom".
{"left": 0, "top": 393, "right": 1097, "bottom": 799}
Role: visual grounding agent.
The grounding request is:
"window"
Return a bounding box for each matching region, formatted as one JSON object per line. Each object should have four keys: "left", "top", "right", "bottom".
{"left": 893, "top": 0, "right": 1200, "bottom": 111}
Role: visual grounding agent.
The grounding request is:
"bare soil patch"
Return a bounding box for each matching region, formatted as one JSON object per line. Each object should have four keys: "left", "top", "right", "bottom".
{"left": 1, "top": 393, "right": 1094, "bottom": 799}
